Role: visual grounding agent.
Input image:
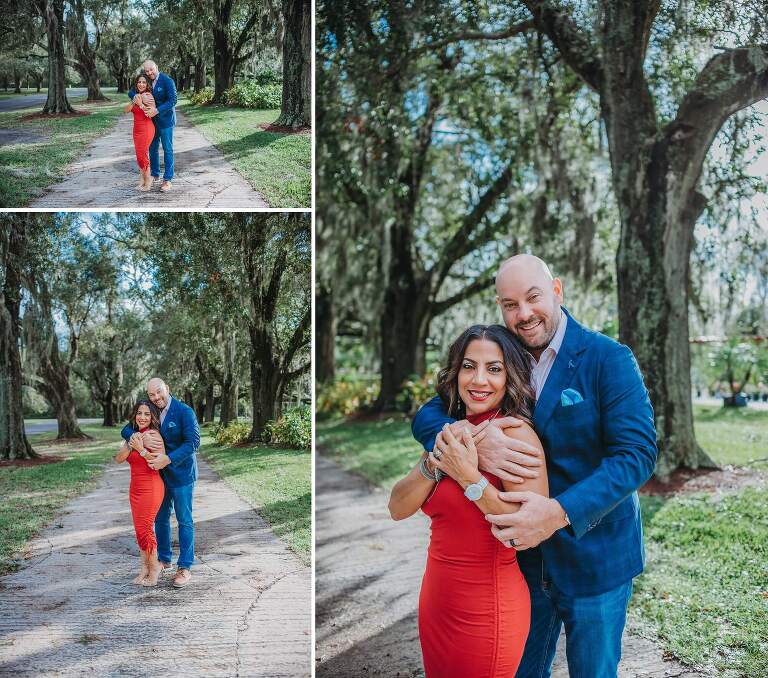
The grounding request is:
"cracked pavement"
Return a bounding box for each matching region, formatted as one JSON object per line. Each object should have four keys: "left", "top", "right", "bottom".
{"left": 0, "top": 458, "right": 310, "bottom": 676}
{"left": 28, "top": 111, "right": 269, "bottom": 209}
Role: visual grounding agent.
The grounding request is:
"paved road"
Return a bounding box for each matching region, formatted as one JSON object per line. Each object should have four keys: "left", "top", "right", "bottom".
{"left": 29, "top": 110, "right": 269, "bottom": 208}
{"left": 24, "top": 418, "right": 101, "bottom": 435}
{"left": 0, "top": 453, "right": 311, "bottom": 677}
{"left": 315, "top": 454, "right": 706, "bottom": 678}
{"left": 0, "top": 89, "right": 87, "bottom": 112}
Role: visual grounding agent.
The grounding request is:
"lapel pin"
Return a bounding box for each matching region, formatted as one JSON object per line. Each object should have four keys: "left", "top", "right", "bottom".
{"left": 568, "top": 360, "right": 575, "bottom": 369}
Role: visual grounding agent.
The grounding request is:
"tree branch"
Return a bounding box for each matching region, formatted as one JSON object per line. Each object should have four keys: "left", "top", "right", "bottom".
{"left": 522, "top": 1, "right": 603, "bottom": 91}
{"left": 413, "top": 20, "right": 535, "bottom": 56}
{"left": 431, "top": 268, "right": 498, "bottom": 317}
{"left": 285, "top": 361, "right": 311, "bottom": 383}
{"left": 281, "top": 306, "right": 311, "bottom": 372}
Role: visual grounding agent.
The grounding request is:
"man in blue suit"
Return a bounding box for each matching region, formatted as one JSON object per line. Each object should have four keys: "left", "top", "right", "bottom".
{"left": 122, "top": 377, "right": 200, "bottom": 588}
{"left": 129, "top": 60, "right": 177, "bottom": 192}
{"left": 412, "top": 254, "right": 657, "bottom": 677}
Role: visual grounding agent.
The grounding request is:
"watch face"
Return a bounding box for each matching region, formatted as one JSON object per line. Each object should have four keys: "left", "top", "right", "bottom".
{"left": 465, "top": 485, "right": 482, "bottom": 501}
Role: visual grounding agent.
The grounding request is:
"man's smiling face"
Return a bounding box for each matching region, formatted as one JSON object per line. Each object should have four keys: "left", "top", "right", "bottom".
{"left": 495, "top": 255, "right": 563, "bottom": 357}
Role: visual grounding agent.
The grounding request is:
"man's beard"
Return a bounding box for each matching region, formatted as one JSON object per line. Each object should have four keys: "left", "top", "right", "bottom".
{"left": 515, "top": 314, "right": 558, "bottom": 351}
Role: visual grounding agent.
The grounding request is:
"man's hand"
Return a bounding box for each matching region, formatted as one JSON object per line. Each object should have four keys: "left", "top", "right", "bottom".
{"left": 473, "top": 417, "right": 543, "bottom": 483}
{"left": 146, "top": 106, "right": 158, "bottom": 117}
{"left": 132, "top": 94, "right": 142, "bottom": 106}
{"left": 148, "top": 453, "right": 172, "bottom": 470}
{"left": 485, "top": 492, "right": 568, "bottom": 550}
{"left": 142, "top": 432, "right": 164, "bottom": 454}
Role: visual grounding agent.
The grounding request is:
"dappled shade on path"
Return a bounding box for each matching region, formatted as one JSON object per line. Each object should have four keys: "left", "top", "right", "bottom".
{"left": 0, "top": 458, "right": 310, "bottom": 676}
{"left": 28, "top": 112, "right": 269, "bottom": 208}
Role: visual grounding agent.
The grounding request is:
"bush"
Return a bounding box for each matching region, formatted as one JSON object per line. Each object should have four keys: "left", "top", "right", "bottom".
{"left": 188, "top": 87, "right": 214, "bottom": 105}
{"left": 253, "top": 68, "right": 282, "bottom": 86}
{"left": 397, "top": 374, "right": 438, "bottom": 415}
{"left": 222, "top": 81, "right": 281, "bottom": 109}
{"left": 214, "top": 420, "right": 251, "bottom": 445}
{"left": 316, "top": 378, "right": 379, "bottom": 417}
{"left": 265, "top": 406, "right": 311, "bottom": 449}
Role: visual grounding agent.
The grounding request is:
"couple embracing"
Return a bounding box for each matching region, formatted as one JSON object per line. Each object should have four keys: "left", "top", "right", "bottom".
{"left": 124, "top": 60, "right": 177, "bottom": 193}
{"left": 390, "top": 254, "right": 658, "bottom": 677}
{"left": 114, "top": 378, "right": 199, "bottom": 588}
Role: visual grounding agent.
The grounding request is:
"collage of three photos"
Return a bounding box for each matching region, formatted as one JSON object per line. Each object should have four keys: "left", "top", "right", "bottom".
{"left": 3, "top": 2, "right": 768, "bottom": 677}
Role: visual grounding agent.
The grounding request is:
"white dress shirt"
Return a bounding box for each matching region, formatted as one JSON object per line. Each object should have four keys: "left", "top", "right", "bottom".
{"left": 159, "top": 396, "right": 173, "bottom": 425}
{"left": 528, "top": 310, "right": 567, "bottom": 401}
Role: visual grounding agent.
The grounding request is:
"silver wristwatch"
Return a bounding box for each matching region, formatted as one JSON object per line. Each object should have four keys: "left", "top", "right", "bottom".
{"left": 464, "top": 476, "right": 489, "bottom": 501}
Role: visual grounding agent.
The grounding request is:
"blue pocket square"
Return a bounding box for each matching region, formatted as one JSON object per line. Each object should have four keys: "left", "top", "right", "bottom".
{"left": 168, "top": 421, "right": 177, "bottom": 428}
{"left": 560, "top": 388, "right": 584, "bottom": 406}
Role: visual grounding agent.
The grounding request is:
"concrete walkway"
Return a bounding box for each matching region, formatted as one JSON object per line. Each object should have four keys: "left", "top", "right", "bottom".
{"left": 315, "top": 454, "right": 707, "bottom": 678}
{"left": 0, "top": 457, "right": 310, "bottom": 677}
{"left": 29, "top": 111, "right": 269, "bottom": 208}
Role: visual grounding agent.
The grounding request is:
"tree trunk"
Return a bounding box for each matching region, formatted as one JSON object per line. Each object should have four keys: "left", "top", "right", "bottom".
{"left": 40, "top": 0, "right": 74, "bottom": 114}
{"left": 247, "top": 329, "right": 281, "bottom": 440}
{"left": 315, "top": 283, "right": 336, "bottom": 383}
{"left": 219, "top": 377, "right": 238, "bottom": 426}
{"left": 212, "top": 1, "right": 235, "bottom": 103}
{"left": 0, "top": 221, "right": 38, "bottom": 460}
{"left": 36, "top": 76, "right": 42, "bottom": 92}
{"left": 204, "top": 384, "right": 215, "bottom": 422}
{"left": 13, "top": 69, "right": 21, "bottom": 94}
{"left": 273, "top": 0, "right": 310, "bottom": 128}
{"left": 194, "top": 58, "right": 206, "bottom": 91}
{"left": 102, "top": 388, "right": 116, "bottom": 426}
{"left": 83, "top": 68, "right": 106, "bottom": 101}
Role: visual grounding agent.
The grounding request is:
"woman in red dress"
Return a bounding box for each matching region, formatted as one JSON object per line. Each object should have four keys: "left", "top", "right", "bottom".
{"left": 389, "top": 325, "right": 549, "bottom": 677}
{"left": 114, "top": 400, "right": 166, "bottom": 586}
{"left": 124, "top": 73, "right": 156, "bottom": 191}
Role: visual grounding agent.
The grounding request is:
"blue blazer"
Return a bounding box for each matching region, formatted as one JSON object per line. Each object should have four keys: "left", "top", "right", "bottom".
{"left": 128, "top": 72, "right": 177, "bottom": 129}
{"left": 412, "top": 308, "right": 657, "bottom": 597}
{"left": 121, "top": 397, "right": 200, "bottom": 488}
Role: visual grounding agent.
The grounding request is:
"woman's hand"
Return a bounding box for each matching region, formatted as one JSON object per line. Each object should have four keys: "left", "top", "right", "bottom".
{"left": 430, "top": 424, "right": 481, "bottom": 485}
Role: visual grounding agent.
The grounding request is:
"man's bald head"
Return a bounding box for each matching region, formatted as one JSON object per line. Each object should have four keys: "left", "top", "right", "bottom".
{"left": 142, "top": 60, "right": 158, "bottom": 80}
{"left": 147, "top": 378, "right": 170, "bottom": 409}
{"left": 495, "top": 254, "right": 564, "bottom": 358}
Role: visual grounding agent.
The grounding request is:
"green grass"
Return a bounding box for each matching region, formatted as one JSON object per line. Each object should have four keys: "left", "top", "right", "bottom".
{"left": 319, "top": 409, "right": 768, "bottom": 676}
{"left": 0, "top": 425, "right": 122, "bottom": 575}
{"left": 634, "top": 491, "right": 768, "bottom": 677}
{"left": 694, "top": 405, "right": 768, "bottom": 466}
{"left": 178, "top": 98, "right": 311, "bottom": 208}
{"left": 0, "top": 95, "right": 124, "bottom": 207}
{"left": 200, "top": 432, "right": 311, "bottom": 564}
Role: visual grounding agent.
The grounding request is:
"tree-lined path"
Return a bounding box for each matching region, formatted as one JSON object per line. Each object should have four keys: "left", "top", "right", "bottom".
{"left": 315, "top": 455, "right": 705, "bottom": 678}
{"left": 0, "top": 455, "right": 311, "bottom": 677}
{"left": 29, "top": 112, "right": 269, "bottom": 209}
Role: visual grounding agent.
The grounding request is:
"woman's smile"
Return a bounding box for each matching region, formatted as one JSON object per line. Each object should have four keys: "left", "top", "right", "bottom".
{"left": 458, "top": 338, "right": 507, "bottom": 415}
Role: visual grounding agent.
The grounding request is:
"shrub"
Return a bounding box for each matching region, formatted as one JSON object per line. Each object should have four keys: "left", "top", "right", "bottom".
{"left": 222, "top": 81, "right": 281, "bottom": 109}
{"left": 316, "top": 378, "right": 379, "bottom": 417}
{"left": 253, "top": 68, "right": 282, "bottom": 86}
{"left": 265, "top": 406, "right": 311, "bottom": 449}
{"left": 214, "top": 420, "right": 251, "bottom": 445}
{"left": 188, "top": 87, "right": 214, "bottom": 105}
{"left": 397, "top": 373, "right": 438, "bottom": 415}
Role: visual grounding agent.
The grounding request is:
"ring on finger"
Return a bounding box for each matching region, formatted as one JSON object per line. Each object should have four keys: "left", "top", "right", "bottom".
{"left": 433, "top": 450, "right": 442, "bottom": 460}
{"left": 508, "top": 538, "right": 517, "bottom": 547}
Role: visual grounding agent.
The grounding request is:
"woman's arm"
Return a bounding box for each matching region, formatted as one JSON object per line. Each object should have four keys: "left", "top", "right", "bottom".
{"left": 388, "top": 455, "right": 438, "bottom": 521}
{"left": 431, "top": 424, "right": 548, "bottom": 517}
{"left": 114, "top": 441, "right": 131, "bottom": 463}
{"left": 123, "top": 101, "right": 133, "bottom": 113}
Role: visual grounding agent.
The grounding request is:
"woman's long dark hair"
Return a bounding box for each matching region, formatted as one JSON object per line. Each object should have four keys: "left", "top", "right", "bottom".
{"left": 128, "top": 399, "right": 161, "bottom": 431}
{"left": 436, "top": 324, "right": 535, "bottom": 421}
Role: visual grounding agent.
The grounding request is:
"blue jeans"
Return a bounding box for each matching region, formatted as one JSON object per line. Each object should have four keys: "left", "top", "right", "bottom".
{"left": 516, "top": 559, "right": 633, "bottom": 678}
{"left": 149, "top": 125, "right": 174, "bottom": 180}
{"left": 155, "top": 482, "right": 194, "bottom": 569}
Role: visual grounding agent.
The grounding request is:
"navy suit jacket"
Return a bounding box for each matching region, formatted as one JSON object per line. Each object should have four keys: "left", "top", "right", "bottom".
{"left": 121, "top": 397, "right": 199, "bottom": 488}
{"left": 128, "top": 72, "right": 177, "bottom": 129}
{"left": 412, "top": 308, "right": 657, "bottom": 596}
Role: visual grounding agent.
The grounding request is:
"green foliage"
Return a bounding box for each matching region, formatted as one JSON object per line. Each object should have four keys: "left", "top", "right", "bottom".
{"left": 316, "top": 378, "right": 379, "bottom": 417}
{"left": 396, "top": 374, "right": 438, "bottom": 415}
{"left": 222, "top": 82, "right": 281, "bottom": 109}
{"left": 214, "top": 420, "right": 251, "bottom": 446}
{"left": 188, "top": 87, "right": 214, "bottom": 105}
{"left": 265, "top": 406, "right": 311, "bottom": 449}
{"left": 252, "top": 68, "right": 282, "bottom": 86}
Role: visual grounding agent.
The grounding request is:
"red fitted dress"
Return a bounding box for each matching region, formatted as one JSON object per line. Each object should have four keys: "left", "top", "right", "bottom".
{"left": 131, "top": 92, "right": 155, "bottom": 171}
{"left": 418, "top": 409, "right": 531, "bottom": 677}
{"left": 126, "top": 428, "right": 165, "bottom": 555}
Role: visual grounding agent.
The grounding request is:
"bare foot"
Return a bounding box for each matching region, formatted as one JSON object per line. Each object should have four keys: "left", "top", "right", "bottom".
{"left": 132, "top": 566, "right": 149, "bottom": 584}
{"left": 159, "top": 180, "right": 172, "bottom": 193}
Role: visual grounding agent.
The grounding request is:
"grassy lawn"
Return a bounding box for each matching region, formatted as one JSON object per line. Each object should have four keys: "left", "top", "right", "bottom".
{"left": 694, "top": 405, "right": 768, "bottom": 466}
{"left": 178, "top": 98, "right": 311, "bottom": 208}
{"left": 318, "top": 406, "right": 768, "bottom": 677}
{"left": 0, "top": 94, "right": 124, "bottom": 207}
{"left": 200, "top": 432, "right": 311, "bottom": 564}
{"left": 0, "top": 425, "right": 122, "bottom": 576}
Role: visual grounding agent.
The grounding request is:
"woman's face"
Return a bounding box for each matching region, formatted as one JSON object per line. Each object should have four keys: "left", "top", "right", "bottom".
{"left": 136, "top": 77, "right": 148, "bottom": 93}
{"left": 135, "top": 405, "right": 151, "bottom": 429}
{"left": 458, "top": 338, "right": 507, "bottom": 416}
